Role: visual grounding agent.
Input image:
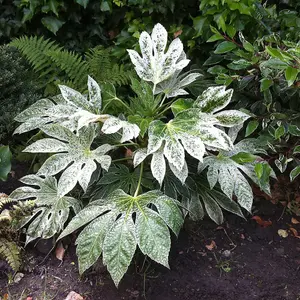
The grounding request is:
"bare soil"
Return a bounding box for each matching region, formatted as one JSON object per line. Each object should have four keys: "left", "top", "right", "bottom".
{"left": 1, "top": 164, "right": 300, "bottom": 300}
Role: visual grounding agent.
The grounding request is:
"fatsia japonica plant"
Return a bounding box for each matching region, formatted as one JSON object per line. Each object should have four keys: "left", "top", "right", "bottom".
{"left": 10, "top": 23, "right": 273, "bottom": 286}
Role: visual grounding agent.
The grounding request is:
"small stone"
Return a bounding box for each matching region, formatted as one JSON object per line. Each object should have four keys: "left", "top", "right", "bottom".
{"left": 222, "top": 250, "right": 231, "bottom": 258}
{"left": 65, "top": 291, "right": 83, "bottom": 300}
{"left": 13, "top": 272, "right": 24, "bottom": 283}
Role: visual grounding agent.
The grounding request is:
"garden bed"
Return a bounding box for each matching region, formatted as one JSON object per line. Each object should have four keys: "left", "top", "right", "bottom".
{"left": 1, "top": 164, "right": 300, "bottom": 300}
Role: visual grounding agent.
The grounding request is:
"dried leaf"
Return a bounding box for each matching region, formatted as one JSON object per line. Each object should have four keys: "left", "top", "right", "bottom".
{"left": 205, "top": 240, "right": 216, "bottom": 251}
{"left": 55, "top": 241, "right": 66, "bottom": 261}
{"left": 278, "top": 229, "right": 288, "bottom": 238}
{"left": 289, "top": 227, "right": 300, "bottom": 238}
{"left": 291, "top": 217, "right": 300, "bottom": 224}
{"left": 252, "top": 216, "right": 272, "bottom": 227}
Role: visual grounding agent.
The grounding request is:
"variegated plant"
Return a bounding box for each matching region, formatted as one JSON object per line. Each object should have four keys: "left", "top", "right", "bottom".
{"left": 10, "top": 23, "right": 273, "bottom": 286}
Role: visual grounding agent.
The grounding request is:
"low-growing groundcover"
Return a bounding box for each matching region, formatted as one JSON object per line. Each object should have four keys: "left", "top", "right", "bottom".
{"left": 9, "top": 24, "right": 275, "bottom": 286}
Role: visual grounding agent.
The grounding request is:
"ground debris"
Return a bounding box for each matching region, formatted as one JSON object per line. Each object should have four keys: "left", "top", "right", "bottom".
{"left": 65, "top": 291, "right": 84, "bottom": 300}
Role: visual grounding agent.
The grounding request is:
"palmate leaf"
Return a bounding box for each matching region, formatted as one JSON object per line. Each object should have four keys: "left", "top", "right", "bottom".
{"left": 138, "top": 108, "right": 233, "bottom": 184}
{"left": 23, "top": 124, "right": 113, "bottom": 196}
{"left": 10, "top": 175, "right": 80, "bottom": 243}
{"left": 198, "top": 138, "right": 274, "bottom": 212}
{"left": 180, "top": 176, "right": 244, "bottom": 224}
{"left": 127, "top": 23, "right": 190, "bottom": 85}
{"left": 14, "top": 76, "right": 140, "bottom": 143}
{"left": 58, "top": 189, "right": 183, "bottom": 286}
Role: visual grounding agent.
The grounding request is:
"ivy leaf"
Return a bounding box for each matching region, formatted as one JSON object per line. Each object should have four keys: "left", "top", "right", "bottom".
{"left": 127, "top": 23, "right": 190, "bottom": 85}
{"left": 24, "top": 124, "right": 113, "bottom": 196}
{"left": 214, "top": 41, "right": 237, "bottom": 54}
{"left": 10, "top": 175, "right": 80, "bottom": 243}
{"left": 75, "top": 0, "right": 89, "bottom": 8}
{"left": 58, "top": 189, "right": 183, "bottom": 286}
{"left": 41, "top": 17, "right": 65, "bottom": 35}
{"left": 0, "top": 146, "right": 12, "bottom": 181}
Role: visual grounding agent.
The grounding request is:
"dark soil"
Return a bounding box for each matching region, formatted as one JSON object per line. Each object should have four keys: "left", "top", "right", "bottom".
{"left": 1, "top": 164, "right": 300, "bottom": 300}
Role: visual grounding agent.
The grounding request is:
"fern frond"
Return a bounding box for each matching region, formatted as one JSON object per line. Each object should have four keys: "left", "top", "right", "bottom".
{"left": 47, "top": 49, "right": 89, "bottom": 90}
{"left": 10, "top": 36, "right": 61, "bottom": 73}
{"left": 86, "top": 46, "right": 133, "bottom": 86}
{"left": 0, "top": 238, "right": 21, "bottom": 272}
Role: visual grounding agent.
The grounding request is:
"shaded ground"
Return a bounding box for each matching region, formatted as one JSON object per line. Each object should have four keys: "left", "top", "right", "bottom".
{"left": 1, "top": 164, "right": 300, "bottom": 300}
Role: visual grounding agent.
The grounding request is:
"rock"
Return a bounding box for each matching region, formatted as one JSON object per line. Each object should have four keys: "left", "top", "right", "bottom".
{"left": 65, "top": 291, "right": 83, "bottom": 300}
{"left": 13, "top": 272, "right": 24, "bottom": 283}
{"left": 222, "top": 250, "right": 231, "bottom": 258}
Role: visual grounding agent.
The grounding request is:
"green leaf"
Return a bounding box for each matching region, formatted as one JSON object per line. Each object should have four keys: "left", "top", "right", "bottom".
{"left": 275, "top": 125, "right": 285, "bottom": 140}
{"left": 245, "top": 120, "right": 259, "bottom": 137}
{"left": 293, "top": 146, "right": 300, "bottom": 154}
{"left": 75, "top": 0, "right": 89, "bottom": 8}
{"left": 103, "top": 216, "right": 136, "bottom": 286}
{"left": 192, "top": 16, "right": 208, "bottom": 38}
{"left": 207, "top": 65, "right": 228, "bottom": 74}
{"left": 265, "top": 46, "right": 285, "bottom": 60}
{"left": 76, "top": 212, "right": 115, "bottom": 274}
{"left": 285, "top": 66, "right": 299, "bottom": 87}
{"left": 171, "top": 98, "right": 193, "bottom": 116}
{"left": 41, "top": 17, "right": 65, "bottom": 35}
{"left": 289, "top": 125, "right": 300, "bottom": 136}
{"left": 136, "top": 208, "right": 170, "bottom": 268}
{"left": 231, "top": 152, "right": 258, "bottom": 164}
{"left": 255, "top": 163, "right": 263, "bottom": 179}
{"left": 0, "top": 146, "right": 12, "bottom": 181}
{"left": 290, "top": 166, "right": 300, "bottom": 181}
{"left": 214, "top": 41, "right": 237, "bottom": 54}
{"left": 227, "top": 59, "right": 252, "bottom": 70}
{"left": 260, "top": 59, "right": 289, "bottom": 70}
{"left": 203, "top": 55, "right": 224, "bottom": 66}
{"left": 207, "top": 33, "right": 224, "bottom": 43}
{"left": 260, "top": 78, "right": 273, "bottom": 92}
{"left": 226, "top": 25, "right": 236, "bottom": 39}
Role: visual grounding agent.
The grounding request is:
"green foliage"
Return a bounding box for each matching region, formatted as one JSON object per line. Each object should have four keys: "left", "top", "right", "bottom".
{"left": 10, "top": 36, "right": 133, "bottom": 94}
{"left": 0, "top": 45, "right": 41, "bottom": 141}
{"left": 0, "top": 194, "right": 34, "bottom": 272}
{"left": 10, "top": 24, "right": 274, "bottom": 286}
{"left": 0, "top": 146, "right": 12, "bottom": 181}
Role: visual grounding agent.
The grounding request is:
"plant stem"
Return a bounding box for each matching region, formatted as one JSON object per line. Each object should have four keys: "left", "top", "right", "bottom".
{"left": 159, "top": 94, "right": 167, "bottom": 107}
{"left": 134, "top": 162, "right": 144, "bottom": 197}
{"left": 112, "top": 157, "right": 133, "bottom": 163}
{"left": 114, "top": 142, "right": 139, "bottom": 147}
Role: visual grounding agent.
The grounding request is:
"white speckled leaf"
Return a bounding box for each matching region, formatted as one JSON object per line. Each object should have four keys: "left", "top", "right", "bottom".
{"left": 102, "top": 116, "right": 140, "bottom": 142}
{"left": 214, "top": 110, "right": 250, "bottom": 127}
{"left": 218, "top": 164, "right": 235, "bottom": 199}
{"left": 163, "top": 139, "right": 185, "bottom": 171}
{"left": 127, "top": 23, "right": 190, "bottom": 85}
{"left": 194, "top": 86, "right": 233, "bottom": 113}
{"left": 103, "top": 216, "right": 137, "bottom": 287}
{"left": 24, "top": 124, "right": 112, "bottom": 196}
{"left": 151, "top": 150, "right": 166, "bottom": 186}
{"left": 59, "top": 84, "right": 91, "bottom": 110}
{"left": 133, "top": 148, "right": 148, "bottom": 167}
{"left": 10, "top": 175, "right": 80, "bottom": 241}
{"left": 24, "top": 138, "right": 69, "bottom": 153}
{"left": 168, "top": 161, "right": 188, "bottom": 184}
{"left": 136, "top": 208, "right": 170, "bottom": 268}
{"left": 180, "top": 133, "right": 206, "bottom": 162}
{"left": 88, "top": 75, "right": 102, "bottom": 108}
{"left": 76, "top": 211, "right": 116, "bottom": 275}
{"left": 59, "top": 189, "right": 182, "bottom": 286}
{"left": 150, "top": 195, "right": 184, "bottom": 236}
{"left": 234, "top": 171, "right": 253, "bottom": 212}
